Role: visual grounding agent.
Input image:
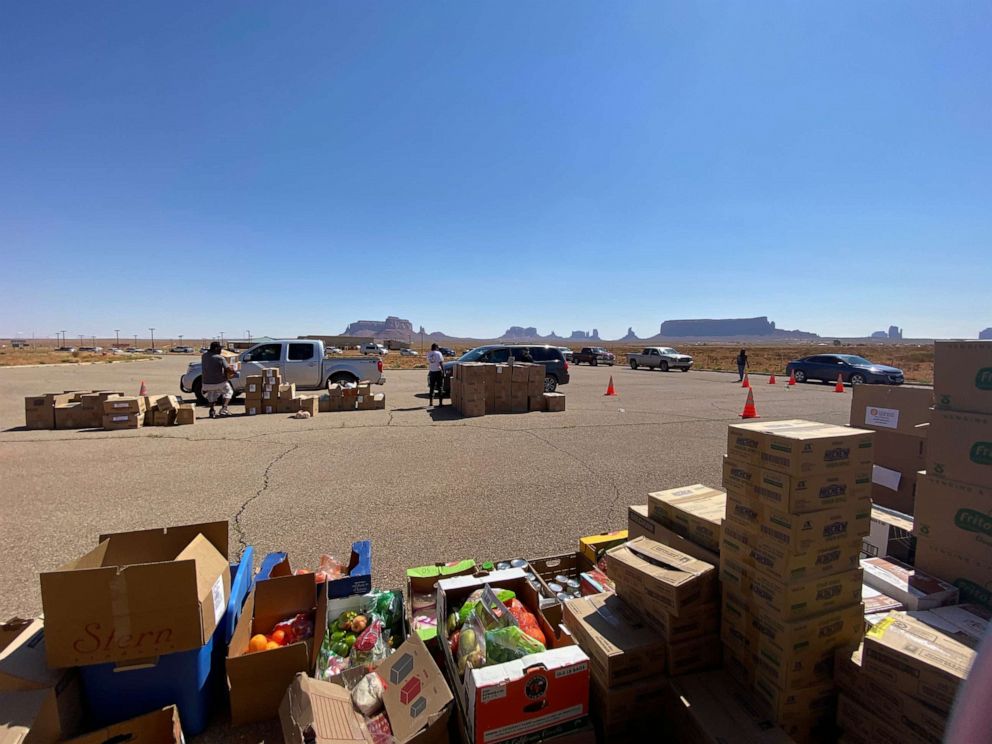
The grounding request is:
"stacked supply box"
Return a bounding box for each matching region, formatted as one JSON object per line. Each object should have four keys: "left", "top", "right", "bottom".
{"left": 245, "top": 368, "right": 281, "bottom": 415}
{"left": 28, "top": 391, "right": 124, "bottom": 430}
{"left": 243, "top": 374, "right": 265, "bottom": 415}
{"left": 319, "top": 382, "right": 383, "bottom": 412}
{"left": 721, "top": 420, "right": 873, "bottom": 742}
{"left": 915, "top": 341, "right": 992, "bottom": 609}
{"left": 648, "top": 484, "right": 726, "bottom": 554}
{"left": 102, "top": 396, "right": 147, "bottom": 430}
{"left": 451, "top": 361, "right": 558, "bottom": 417}
{"left": 849, "top": 385, "right": 931, "bottom": 514}
{"left": 451, "top": 362, "right": 487, "bottom": 417}
{"left": 605, "top": 536, "right": 722, "bottom": 677}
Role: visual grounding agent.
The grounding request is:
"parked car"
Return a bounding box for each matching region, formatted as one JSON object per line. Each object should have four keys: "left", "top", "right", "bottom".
{"left": 558, "top": 347, "right": 573, "bottom": 362}
{"left": 57, "top": 346, "right": 78, "bottom": 353}
{"left": 785, "top": 354, "right": 905, "bottom": 385}
{"left": 400, "top": 348, "right": 419, "bottom": 356}
{"left": 327, "top": 346, "right": 344, "bottom": 355}
{"left": 362, "top": 343, "right": 388, "bottom": 356}
{"left": 78, "top": 346, "right": 103, "bottom": 353}
{"left": 440, "top": 345, "right": 570, "bottom": 394}
{"left": 571, "top": 347, "right": 615, "bottom": 366}
{"left": 125, "top": 347, "right": 140, "bottom": 353}
{"left": 438, "top": 347, "right": 456, "bottom": 358}
{"left": 181, "top": 339, "right": 386, "bottom": 404}
{"left": 627, "top": 347, "right": 693, "bottom": 372}
{"left": 144, "top": 348, "right": 164, "bottom": 354}
{"left": 172, "top": 345, "right": 194, "bottom": 353}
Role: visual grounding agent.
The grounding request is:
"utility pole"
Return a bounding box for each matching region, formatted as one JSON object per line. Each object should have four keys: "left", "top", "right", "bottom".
{"left": 179, "top": 334, "right": 184, "bottom": 347}
{"left": 114, "top": 329, "right": 120, "bottom": 348}
{"left": 220, "top": 331, "right": 225, "bottom": 348}
{"left": 91, "top": 335, "right": 96, "bottom": 348}
{"left": 59, "top": 330, "right": 66, "bottom": 349}
{"left": 246, "top": 330, "right": 251, "bottom": 345}
{"left": 149, "top": 328, "right": 156, "bottom": 350}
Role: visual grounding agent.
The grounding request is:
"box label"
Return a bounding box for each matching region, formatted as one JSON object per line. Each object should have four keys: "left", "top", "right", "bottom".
{"left": 112, "top": 415, "right": 128, "bottom": 422}
{"left": 970, "top": 442, "right": 992, "bottom": 466}
{"left": 977, "top": 368, "right": 992, "bottom": 390}
{"left": 865, "top": 406, "right": 899, "bottom": 429}
{"left": 211, "top": 575, "right": 226, "bottom": 626}
{"left": 480, "top": 685, "right": 507, "bottom": 703}
{"left": 872, "top": 465, "right": 902, "bottom": 492}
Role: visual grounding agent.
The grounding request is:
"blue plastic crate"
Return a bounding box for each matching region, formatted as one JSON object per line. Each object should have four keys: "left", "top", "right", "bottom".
{"left": 80, "top": 546, "right": 255, "bottom": 736}
{"left": 256, "top": 541, "right": 371, "bottom": 599}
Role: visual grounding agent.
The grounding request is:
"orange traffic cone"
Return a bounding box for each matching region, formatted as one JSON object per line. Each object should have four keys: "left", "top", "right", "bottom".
{"left": 834, "top": 374, "right": 845, "bottom": 393}
{"left": 740, "top": 388, "right": 759, "bottom": 418}
{"left": 741, "top": 374, "right": 750, "bottom": 389}
{"left": 788, "top": 370, "right": 796, "bottom": 386}
{"left": 139, "top": 380, "right": 148, "bottom": 396}
{"left": 604, "top": 376, "right": 617, "bottom": 396}
{"left": 768, "top": 373, "right": 777, "bottom": 385}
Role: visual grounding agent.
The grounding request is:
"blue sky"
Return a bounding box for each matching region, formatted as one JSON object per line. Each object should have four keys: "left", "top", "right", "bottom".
{"left": 1, "top": 2, "right": 989, "bottom": 341}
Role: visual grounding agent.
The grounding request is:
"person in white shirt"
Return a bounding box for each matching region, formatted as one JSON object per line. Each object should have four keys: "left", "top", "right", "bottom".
{"left": 427, "top": 343, "right": 445, "bottom": 407}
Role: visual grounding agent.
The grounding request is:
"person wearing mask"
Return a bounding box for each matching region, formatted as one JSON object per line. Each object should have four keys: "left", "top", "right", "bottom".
{"left": 427, "top": 343, "right": 445, "bottom": 407}
{"left": 736, "top": 348, "right": 749, "bottom": 382}
{"left": 201, "top": 341, "right": 234, "bottom": 418}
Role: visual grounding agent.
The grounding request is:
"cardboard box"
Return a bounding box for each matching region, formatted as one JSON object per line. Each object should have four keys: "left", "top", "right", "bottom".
{"left": 666, "top": 633, "right": 722, "bottom": 677}
{"left": 647, "top": 484, "right": 725, "bottom": 553}
{"left": 862, "top": 612, "right": 975, "bottom": 713}
{"left": 436, "top": 570, "right": 590, "bottom": 744}
{"left": 914, "top": 542, "right": 991, "bottom": 609}
{"left": 606, "top": 537, "right": 716, "bottom": 616}
{"left": 871, "top": 465, "right": 919, "bottom": 515}
{"left": 589, "top": 674, "right": 667, "bottom": 735}
{"left": 850, "top": 385, "right": 932, "bottom": 437}
{"left": 40, "top": 521, "right": 231, "bottom": 668}
{"left": 54, "top": 404, "right": 90, "bottom": 430}
{"left": 911, "top": 603, "right": 991, "bottom": 649}
{"left": 562, "top": 593, "right": 665, "bottom": 687}
{"left": 934, "top": 340, "right": 992, "bottom": 414}
{"left": 835, "top": 694, "right": 942, "bottom": 744}
{"left": 578, "top": 530, "right": 627, "bottom": 569}
{"left": 543, "top": 392, "right": 565, "bottom": 412}
{"left": 149, "top": 409, "right": 178, "bottom": 426}
{"left": 101, "top": 412, "right": 144, "bottom": 430}
{"left": 725, "top": 490, "right": 870, "bottom": 556}
{"left": 176, "top": 405, "right": 195, "bottom": 425}
{"left": 634, "top": 598, "right": 720, "bottom": 645}
{"left": 406, "top": 560, "right": 477, "bottom": 646}
{"left": 751, "top": 601, "right": 865, "bottom": 661}
{"left": 63, "top": 705, "right": 182, "bottom": 744}
{"left": 720, "top": 530, "right": 862, "bottom": 583}
{"left": 24, "top": 393, "right": 76, "bottom": 430}
{"left": 528, "top": 394, "right": 546, "bottom": 412}
{"left": 860, "top": 556, "right": 958, "bottom": 611}
{"left": 155, "top": 395, "right": 179, "bottom": 413}
{"left": 862, "top": 585, "right": 905, "bottom": 616}
{"left": 727, "top": 419, "right": 874, "bottom": 477}
{"left": 227, "top": 572, "right": 323, "bottom": 725}
{"left": 752, "top": 668, "right": 836, "bottom": 731}
{"left": 279, "top": 673, "right": 368, "bottom": 744}
{"left": 103, "top": 396, "right": 146, "bottom": 414}
{"left": 0, "top": 618, "right": 84, "bottom": 744}
{"left": 722, "top": 456, "right": 871, "bottom": 514}
{"left": 927, "top": 409, "right": 992, "bottom": 487}
{"left": 862, "top": 505, "right": 915, "bottom": 561}
{"left": 913, "top": 473, "right": 991, "bottom": 587}
{"left": 627, "top": 505, "right": 721, "bottom": 566}
{"left": 874, "top": 429, "right": 927, "bottom": 471}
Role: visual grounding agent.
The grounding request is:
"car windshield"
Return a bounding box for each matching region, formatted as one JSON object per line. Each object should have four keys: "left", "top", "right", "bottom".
{"left": 458, "top": 348, "right": 486, "bottom": 362}
{"left": 836, "top": 355, "right": 873, "bottom": 365}
{"left": 659, "top": 348, "right": 676, "bottom": 354}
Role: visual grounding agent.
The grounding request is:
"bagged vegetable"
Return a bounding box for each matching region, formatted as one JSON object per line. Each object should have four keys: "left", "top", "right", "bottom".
{"left": 504, "top": 598, "right": 546, "bottom": 646}
{"left": 455, "top": 611, "right": 486, "bottom": 676}
{"left": 485, "top": 625, "right": 546, "bottom": 664}
{"left": 351, "top": 671, "right": 385, "bottom": 717}
{"left": 456, "top": 587, "right": 516, "bottom": 625}
{"left": 350, "top": 616, "right": 389, "bottom": 668}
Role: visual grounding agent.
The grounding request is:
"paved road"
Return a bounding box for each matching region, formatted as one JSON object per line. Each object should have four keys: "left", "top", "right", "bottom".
{"left": 1, "top": 356, "right": 856, "bottom": 620}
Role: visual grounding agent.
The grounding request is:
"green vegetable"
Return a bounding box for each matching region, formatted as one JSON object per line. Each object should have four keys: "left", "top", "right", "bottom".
{"left": 344, "top": 633, "right": 356, "bottom": 646}
{"left": 331, "top": 630, "right": 345, "bottom": 642}
{"left": 485, "top": 626, "right": 546, "bottom": 664}
{"left": 458, "top": 589, "right": 516, "bottom": 624}
{"left": 331, "top": 641, "right": 350, "bottom": 657}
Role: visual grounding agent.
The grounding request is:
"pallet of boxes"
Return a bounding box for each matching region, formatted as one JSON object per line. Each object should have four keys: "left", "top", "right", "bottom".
{"left": 25, "top": 390, "right": 121, "bottom": 430}
{"left": 322, "top": 381, "right": 384, "bottom": 412}
{"left": 450, "top": 361, "right": 564, "bottom": 417}
{"left": 243, "top": 369, "right": 320, "bottom": 416}
{"left": 721, "top": 420, "right": 874, "bottom": 742}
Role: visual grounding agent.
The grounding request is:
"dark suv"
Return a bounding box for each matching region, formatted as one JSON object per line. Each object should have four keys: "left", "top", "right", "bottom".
{"left": 441, "top": 345, "right": 570, "bottom": 393}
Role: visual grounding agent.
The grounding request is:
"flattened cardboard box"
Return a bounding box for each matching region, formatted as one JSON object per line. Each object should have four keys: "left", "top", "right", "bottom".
{"left": 280, "top": 673, "right": 369, "bottom": 744}
{"left": 934, "top": 340, "right": 992, "bottom": 415}
{"left": 927, "top": 409, "right": 992, "bottom": 487}
{"left": 860, "top": 556, "right": 958, "bottom": 611}
{"left": 850, "top": 384, "right": 932, "bottom": 437}
{"left": 722, "top": 456, "right": 871, "bottom": 515}
{"left": 40, "top": 521, "right": 230, "bottom": 668}
{"left": 727, "top": 419, "right": 874, "bottom": 477}
{"left": 562, "top": 593, "right": 666, "bottom": 687}
{"left": 606, "top": 537, "right": 716, "bottom": 616}
{"left": 63, "top": 705, "right": 182, "bottom": 744}
{"left": 647, "top": 484, "right": 725, "bottom": 553}
{"left": 627, "top": 505, "right": 720, "bottom": 566}
{"left": 862, "top": 612, "right": 975, "bottom": 714}
{"left": 910, "top": 603, "right": 991, "bottom": 649}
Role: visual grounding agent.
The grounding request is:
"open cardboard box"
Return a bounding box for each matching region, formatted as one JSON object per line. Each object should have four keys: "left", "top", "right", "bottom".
{"left": 257, "top": 541, "right": 372, "bottom": 600}
{"left": 406, "top": 561, "right": 477, "bottom": 648}
{"left": 63, "top": 705, "right": 183, "bottom": 744}
{"left": 227, "top": 572, "right": 327, "bottom": 725}
{"left": 39, "top": 521, "right": 231, "bottom": 668}
{"left": 436, "top": 568, "right": 590, "bottom": 744}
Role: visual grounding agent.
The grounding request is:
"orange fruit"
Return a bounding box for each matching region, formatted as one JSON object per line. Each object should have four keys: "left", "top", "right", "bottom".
{"left": 271, "top": 629, "right": 286, "bottom": 645}
{"left": 249, "top": 634, "right": 268, "bottom": 653}
{"left": 266, "top": 641, "right": 281, "bottom": 650}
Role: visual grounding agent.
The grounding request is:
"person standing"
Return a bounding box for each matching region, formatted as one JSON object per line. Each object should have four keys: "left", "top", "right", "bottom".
{"left": 427, "top": 343, "right": 445, "bottom": 407}
{"left": 736, "top": 348, "right": 749, "bottom": 382}
{"left": 201, "top": 341, "right": 234, "bottom": 418}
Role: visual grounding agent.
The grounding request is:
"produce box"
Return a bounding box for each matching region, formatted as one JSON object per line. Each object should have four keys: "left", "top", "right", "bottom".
{"left": 722, "top": 455, "right": 871, "bottom": 515}
{"left": 436, "top": 569, "right": 590, "bottom": 744}
{"left": 647, "top": 484, "right": 726, "bottom": 553}
{"left": 257, "top": 541, "right": 372, "bottom": 600}
{"left": 934, "top": 340, "right": 992, "bottom": 414}
{"left": 578, "top": 530, "right": 628, "bottom": 570}
{"left": 860, "top": 556, "right": 958, "bottom": 611}
{"left": 606, "top": 537, "right": 716, "bottom": 617}
{"left": 227, "top": 572, "right": 325, "bottom": 725}
{"left": 406, "top": 560, "right": 477, "bottom": 647}
{"left": 727, "top": 419, "right": 874, "bottom": 477}
{"left": 63, "top": 705, "right": 183, "bottom": 744}
{"left": 40, "top": 521, "right": 231, "bottom": 668}
{"left": 626, "top": 505, "right": 720, "bottom": 565}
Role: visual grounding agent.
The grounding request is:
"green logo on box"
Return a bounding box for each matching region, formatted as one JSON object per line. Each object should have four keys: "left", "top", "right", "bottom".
{"left": 977, "top": 368, "right": 992, "bottom": 390}
{"left": 956, "top": 579, "right": 992, "bottom": 609}
{"left": 955, "top": 508, "right": 992, "bottom": 536}
{"left": 970, "top": 442, "right": 992, "bottom": 465}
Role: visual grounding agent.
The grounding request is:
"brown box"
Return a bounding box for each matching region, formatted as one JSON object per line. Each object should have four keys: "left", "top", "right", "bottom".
{"left": 156, "top": 395, "right": 180, "bottom": 413}
{"left": 278, "top": 383, "right": 297, "bottom": 400}
{"left": 648, "top": 484, "right": 726, "bottom": 554}
{"left": 244, "top": 376, "right": 263, "bottom": 396}
{"left": 873, "top": 429, "right": 927, "bottom": 471}
{"left": 589, "top": 674, "right": 667, "bottom": 736}
{"left": 870, "top": 464, "right": 919, "bottom": 514}
{"left": 543, "top": 392, "right": 566, "bottom": 412}
{"left": 751, "top": 673, "right": 836, "bottom": 738}
{"left": 102, "top": 412, "right": 143, "bottom": 430}
{"left": 927, "top": 409, "right": 992, "bottom": 487}
{"left": 636, "top": 596, "right": 719, "bottom": 645}
{"left": 722, "top": 455, "right": 871, "bottom": 514}
{"left": 850, "top": 384, "right": 932, "bottom": 437}
{"left": 860, "top": 555, "right": 959, "bottom": 611}
{"left": 298, "top": 396, "right": 319, "bottom": 417}
{"left": 176, "top": 405, "right": 195, "bottom": 425}
{"left": 278, "top": 397, "right": 303, "bottom": 414}
{"left": 459, "top": 398, "right": 485, "bottom": 418}
{"left": 727, "top": 419, "right": 874, "bottom": 477}
{"left": 627, "top": 505, "right": 720, "bottom": 566}
{"left": 24, "top": 393, "right": 74, "bottom": 430}
{"left": 54, "top": 404, "right": 88, "bottom": 430}
{"left": 79, "top": 392, "right": 123, "bottom": 411}
{"left": 528, "top": 394, "right": 545, "bottom": 412}
{"left": 720, "top": 527, "right": 862, "bottom": 583}
{"left": 562, "top": 593, "right": 666, "bottom": 687}
{"left": 934, "top": 340, "right": 992, "bottom": 414}
{"left": 64, "top": 706, "right": 182, "bottom": 744}
{"left": 606, "top": 537, "right": 716, "bottom": 616}
{"left": 40, "top": 522, "right": 231, "bottom": 668}
{"left": 149, "top": 409, "right": 178, "bottom": 426}
{"left": 666, "top": 633, "right": 722, "bottom": 677}
{"left": 862, "top": 612, "right": 975, "bottom": 713}
{"left": 103, "top": 396, "right": 145, "bottom": 415}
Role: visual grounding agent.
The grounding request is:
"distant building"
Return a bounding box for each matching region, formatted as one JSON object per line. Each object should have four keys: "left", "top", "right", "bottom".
{"left": 980, "top": 328, "right": 992, "bottom": 340}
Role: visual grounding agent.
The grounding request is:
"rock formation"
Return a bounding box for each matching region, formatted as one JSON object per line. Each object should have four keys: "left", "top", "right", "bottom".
{"left": 344, "top": 316, "right": 414, "bottom": 339}
{"left": 980, "top": 328, "right": 992, "bottom": 340}
{"left": 621, "top": 327, "right": 639, "bottom": 342}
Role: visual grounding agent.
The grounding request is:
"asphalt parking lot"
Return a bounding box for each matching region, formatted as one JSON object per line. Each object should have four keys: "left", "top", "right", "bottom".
{"left": 0, "top": 356, "right": 857, "bottom": 621}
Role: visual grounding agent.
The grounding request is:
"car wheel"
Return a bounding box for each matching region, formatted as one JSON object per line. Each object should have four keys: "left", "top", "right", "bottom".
{"left": 591, "top": 358, "right": 598, "bottom": 366}
{"left": 544, "top": 375, "right": 558, "bottom": 392}
{"left": 850, "top": 373, "right": 867, "bottom": 386}
{"left": 793, "top": 369, "right": 807, "bottom": 383}
{"left": 329, "top": 372, "right": 358, "bottom": 386}
{"left": 192, "top": 377, "right": 208, "bottom": 405}
{"left": 630, "top": 360, "right": 638, "bottom": 370}
{"left": 659, "top": 361, "right": 669, "bottom": 372}
{"left": 681, "top": 368, "right": 690, "bottom": 372}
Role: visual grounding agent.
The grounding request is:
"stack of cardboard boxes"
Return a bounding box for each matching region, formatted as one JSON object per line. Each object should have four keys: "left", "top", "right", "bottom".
{"left": 142, "top": 394, "right": 195, "bottom": 426}
{"left": 244, "top": 370, "right": 321, "bottom": 416}
{"left": 26, "top": 391, "right": 122, "bottom": 430}
{"left": 320, "top": 382, "right": 384, "bottom": 412}
{"left": 720, "top": 420, "right": 873, "bottom": 741}
{"left": 450, "top": 361, "right": 563, "bottom": 417}
{"left": 849, "top": 385, "right": 932, "bottom": 514}
{"left": 914, "top": 341, "right": 992, "bottom": 609}
{"left": 101, "top": 396, "right": 148, "bottom": 430}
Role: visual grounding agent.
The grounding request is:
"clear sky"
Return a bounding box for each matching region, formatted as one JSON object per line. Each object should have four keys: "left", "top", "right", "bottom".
{"left": 1, "top": 2, "right": 989, "bottom": 341}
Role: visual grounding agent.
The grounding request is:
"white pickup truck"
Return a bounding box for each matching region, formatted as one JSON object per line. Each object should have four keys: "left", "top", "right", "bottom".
{"left": 180, "top": 339, "right": 385, "bottom": 403}
{"left": 627, "top": 347, "right": 694, "bottom": 372}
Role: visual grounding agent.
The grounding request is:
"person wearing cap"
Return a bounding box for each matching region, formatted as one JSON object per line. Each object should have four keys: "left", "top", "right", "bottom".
{"left": 201, "top": 341, "right": 234, "bottom": 418}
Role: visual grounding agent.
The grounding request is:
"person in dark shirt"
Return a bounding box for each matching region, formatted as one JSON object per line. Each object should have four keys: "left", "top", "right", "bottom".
{"left": 518, "top": 347, "right": 534, "bottom": 363}
{"left": 736, "top": 349, "right": 749, "bottom": 382}
{"left": 201, "top": 341, "right": 233, "bottom": 418}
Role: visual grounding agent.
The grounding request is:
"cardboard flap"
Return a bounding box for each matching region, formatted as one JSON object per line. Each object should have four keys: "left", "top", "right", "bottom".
{"left": 175, "top": 534, "right": 231, "bottom": 606}
{"left": 279, "top": 674, "right": 370, "bottom": 744}
{"left": 617, "top": 537, "right": 715, "bottom": 578}
{"left": 0, "top": 688, "right": 51, "bottom": 744}
{"left": 98, "top": 521, "right": 229, "bottom": 564}
{"left": 58, "top": 541, "right": 111, "bottom": 571}
{"left": 254, "top": 573, "right": 318, "bottom": 635}
{"left": 347, "top": 541, "right": 372, "bottom": 578}
{"left": 0, "top": 618, "right": 63, "bottom": 691}
{"left": 378, "top": 634, "right": 452, "bottom": 743}
{"left": 63, "top": 705, "right": 182, "bottom": 744}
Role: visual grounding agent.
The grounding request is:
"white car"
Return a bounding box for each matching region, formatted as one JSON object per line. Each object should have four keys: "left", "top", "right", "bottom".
{"left": 327, "top": 346, "right": 344, "bottom": 355}
{"left": 362, "top": 343, "right": 389, "bottom": 356}
{"left": 400, "top": 348, "right": 419, "bottom": 356}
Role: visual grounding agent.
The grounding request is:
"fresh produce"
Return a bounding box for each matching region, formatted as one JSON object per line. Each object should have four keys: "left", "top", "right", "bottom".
{"left": 457, "top": 588, "right": 516, "bottom": 624}
{"left": 485, "top": 625, "right": 546, "bottom": 663}
{"left": 316, "top": 590, "right": 404, "bottom": 680}
{"left": 504, "top": 598, "right": 546, "bottom": 646}
{"left": 246, "top": 612, "right": 313, "bottom": 654}
{"left": 351, "top": 671, "right": 385, "bottom": 717}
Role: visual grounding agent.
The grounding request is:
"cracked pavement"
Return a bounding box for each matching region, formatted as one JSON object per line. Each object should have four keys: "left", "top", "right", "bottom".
{"left": 0, "top": 356, "right": 858, "bottom": 622}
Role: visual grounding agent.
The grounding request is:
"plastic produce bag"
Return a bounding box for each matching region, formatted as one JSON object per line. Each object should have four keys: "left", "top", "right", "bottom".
{"left": 455, "top": 611, "right": 487, "bottom": 675}
{"left": 351, "top": 672, "right": 385, "bottom": 717}
{"left": 350, "top": 617, "right": 389, "bottom": 669}
{"left": 484, "top": 625, "right": 546, "bottom": 664}
{"left": 456, "top": 587, "right": 516, "bottom": 625}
